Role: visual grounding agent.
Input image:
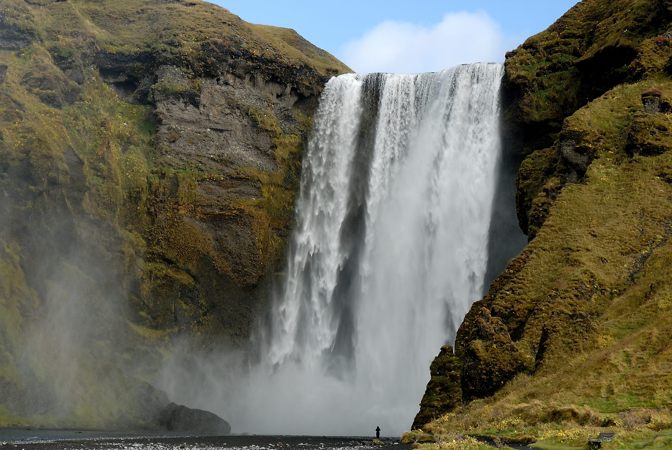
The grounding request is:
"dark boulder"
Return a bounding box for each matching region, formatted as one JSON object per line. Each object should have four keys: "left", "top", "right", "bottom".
{"left": 558, "top": 130, "right": 595, "bottom": 180}
{"left": 157, "top": 403, "right": 231, "bottom": 436}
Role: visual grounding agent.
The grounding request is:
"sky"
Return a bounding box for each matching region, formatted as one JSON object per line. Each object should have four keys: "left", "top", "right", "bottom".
{"left": 212, "top": 1, "right": 581, "bottom": 74}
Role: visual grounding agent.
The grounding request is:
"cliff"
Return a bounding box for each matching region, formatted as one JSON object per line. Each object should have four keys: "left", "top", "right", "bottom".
{"left": 413, "top": 0, "right": 672, "bottom": 448}
{"left": 0, "top": 0, "right": 347, "bottom": 429}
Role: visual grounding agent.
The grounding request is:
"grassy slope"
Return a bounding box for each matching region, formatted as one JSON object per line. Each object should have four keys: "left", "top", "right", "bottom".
{"left": 411, "top": 0, "right": 672, "bottom": 448}
{"left": 32, "top": 0, "right": 348, "bottom": 76}
{"left": 414, "top": 81, "right": 672, "bottom": 449}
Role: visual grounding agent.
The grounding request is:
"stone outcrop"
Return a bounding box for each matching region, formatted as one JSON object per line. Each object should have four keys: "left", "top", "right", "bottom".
{"left": 157, "top": 403, "right": 231, "bottom": 436}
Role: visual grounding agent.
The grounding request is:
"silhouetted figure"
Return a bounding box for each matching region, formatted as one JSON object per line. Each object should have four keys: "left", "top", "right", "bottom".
{"left": 376, "top": 426, "right": 381, "bottom": 439}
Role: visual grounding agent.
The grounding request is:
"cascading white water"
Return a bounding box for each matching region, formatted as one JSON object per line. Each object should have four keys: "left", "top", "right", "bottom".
{"left": 162, "top": 63, "right": 505, "bottom": 437}
{"left": 262, "top": 63, "right": 504, "bottom": 435}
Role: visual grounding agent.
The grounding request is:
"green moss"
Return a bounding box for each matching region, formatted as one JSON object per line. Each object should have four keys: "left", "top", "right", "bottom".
{"left": 27, "top": 0, "right": 349, "bottom": 78}
{"left": 143, "top": 262, "right": 195, "bottom": 288}
{"left": 627, "top": 111, "right": 672, "bottom": 156}
{"left": 236, "top": 128, "right": 303, "bottom": 263}
{"left": 516, "top": 148, "right": 560, "bottom": 236}
{"left": 413, "top": 346, "right": 463, "bottom": 429}
{"left": 0, "top": 0, "right": 37, "bottom": 36}
{"left": 128, "top": 321, "right": 174, "bottom": 342}
{"left": 611, "top": 430, "right": 672, "bottom": 450}
{"left": 632, "top": 37, "right": 672, "bottom": 77}
{"left": 424, "top": 5, "right": 672, "bottom": 435}
{"left": 248, "top": 106, "right": 283, "bottom": 136}
{"left": 153, "top": 76, "right": 202, "bottom": 103}
{"left": 504, "top": 0, "right": 671, "bottom": 154}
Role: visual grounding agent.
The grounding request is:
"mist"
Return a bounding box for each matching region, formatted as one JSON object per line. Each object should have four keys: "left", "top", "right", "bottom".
{"left": 0, "top": 147, "right": 161, "bottom": 428}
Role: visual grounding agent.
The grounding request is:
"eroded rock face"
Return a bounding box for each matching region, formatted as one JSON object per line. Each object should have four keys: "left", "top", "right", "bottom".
{"left": 457, "top": 306, "right": 530, "bottom": 402}
{"left": 557, "top": 129, "right": 598, "bottom": 181}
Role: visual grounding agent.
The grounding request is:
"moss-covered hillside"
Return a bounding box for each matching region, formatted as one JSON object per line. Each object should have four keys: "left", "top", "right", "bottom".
{"left": 0, "top": 0, "right": 347, "bottom": 429}
{"left": 412, "top": 0, "right": 672, "bottom": 448}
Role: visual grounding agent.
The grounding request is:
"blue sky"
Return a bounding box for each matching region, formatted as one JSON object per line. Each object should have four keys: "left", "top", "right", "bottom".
{"left": 212, "top": 1, "right": 580, "bottom": 73}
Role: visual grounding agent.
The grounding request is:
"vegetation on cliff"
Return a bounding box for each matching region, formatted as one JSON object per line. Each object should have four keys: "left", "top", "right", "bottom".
{"left": 0, "top": 0, "right": 347, "bottom": 429}
{"left": 413, "top": 0, "right": 672, "bottom": 448}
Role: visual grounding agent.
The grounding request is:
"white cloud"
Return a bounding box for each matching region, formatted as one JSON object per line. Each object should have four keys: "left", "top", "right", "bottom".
{"left": 340, "top": 11, "right": 505, "bottom": 74}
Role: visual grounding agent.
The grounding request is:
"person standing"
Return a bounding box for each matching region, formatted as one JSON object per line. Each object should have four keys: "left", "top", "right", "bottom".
{"left": 376, "top": 426, "right": 381, "bottom": 439}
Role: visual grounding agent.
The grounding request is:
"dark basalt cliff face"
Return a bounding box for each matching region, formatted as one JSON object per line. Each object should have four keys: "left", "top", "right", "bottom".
{"left": 0, "top": 0, "right": 347, "bottom": 428}
{"left": 414, "top": 0, "right": 672, "bottom": 445}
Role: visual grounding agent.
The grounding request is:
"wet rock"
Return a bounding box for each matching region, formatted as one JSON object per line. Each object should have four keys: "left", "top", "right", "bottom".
{"left": 0, "top": 0, "right": 348, "bottom": 427}
{"left": 130, "top": 382, "right": 171, "bottom": 427}
{"left": 417, "top": 0, "right": 672, "bottom": 441}
{"left": 157, "top": 403, "right": 231, "bottom": 436}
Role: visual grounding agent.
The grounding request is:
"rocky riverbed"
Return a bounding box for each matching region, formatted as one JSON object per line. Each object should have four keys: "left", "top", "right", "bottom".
{"left": 0, "top": 431, "right": 409, "bottom": 450}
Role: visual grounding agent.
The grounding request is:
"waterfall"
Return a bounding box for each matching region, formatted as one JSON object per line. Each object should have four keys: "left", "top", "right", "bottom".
{"left": 162, "top": 63, "right": 506, "bottom": 437}
{"left": 264, "top": 63, "right": 504, "bottom": 434}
